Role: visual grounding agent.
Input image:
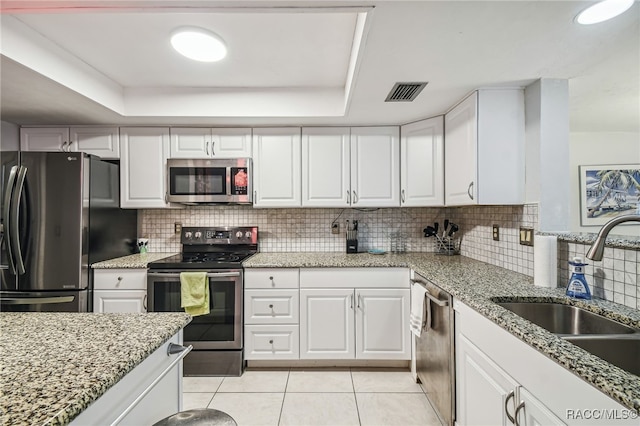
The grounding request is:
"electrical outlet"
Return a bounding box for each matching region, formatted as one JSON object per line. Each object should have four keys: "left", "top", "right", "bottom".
{"left": 331, "top": 223, "right": 340, "bottom": 234}
{"left": 492, "top": 225, "right": 500, "bottom": 241}
{"left": 174, "top": 222, "right": 182, "bottom": 234}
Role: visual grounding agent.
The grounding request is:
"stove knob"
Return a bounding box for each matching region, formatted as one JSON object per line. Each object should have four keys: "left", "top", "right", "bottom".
{"left": 235, "top": 231, "right": 244, "bottom": 239}
{"left": 184, "top": 231, "right": 192, "bottom": 239}
{"left": 245, "top": 231, "right": 252, "bottom": 239}
{"left": 194, "top": 231, "right": 202, "bottom": 239}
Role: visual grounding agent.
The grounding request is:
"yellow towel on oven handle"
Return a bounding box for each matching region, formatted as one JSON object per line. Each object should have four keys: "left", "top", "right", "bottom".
{"left": 180, "top": 271, "right": 210, "bottom": 316}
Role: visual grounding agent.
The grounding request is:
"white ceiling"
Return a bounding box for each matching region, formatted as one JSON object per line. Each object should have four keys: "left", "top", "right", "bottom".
{"left": 1, "top": 1, "right": 638, "bottom": 132}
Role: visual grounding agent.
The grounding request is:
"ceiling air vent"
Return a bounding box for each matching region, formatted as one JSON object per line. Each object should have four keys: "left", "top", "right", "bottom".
{"left": 385, "top": 82, "right": 428, "bottom": 102}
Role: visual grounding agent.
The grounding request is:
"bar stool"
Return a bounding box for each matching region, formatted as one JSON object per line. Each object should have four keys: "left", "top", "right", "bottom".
{"left": 153, "top": 408, "right": 237, "bottom": 426}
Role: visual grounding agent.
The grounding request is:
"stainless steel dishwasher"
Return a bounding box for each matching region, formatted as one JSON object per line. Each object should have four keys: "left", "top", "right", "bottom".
{"left": 412, "top": 274, "right": 455, "bottom": 426}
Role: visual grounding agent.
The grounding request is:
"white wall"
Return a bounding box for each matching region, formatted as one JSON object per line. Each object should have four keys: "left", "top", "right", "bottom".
{"left": 569, "top": 132, "right": 640, "bottom": 236}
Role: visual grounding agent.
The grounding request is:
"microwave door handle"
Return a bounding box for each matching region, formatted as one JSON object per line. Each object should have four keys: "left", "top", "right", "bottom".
{"left": 11, "top": 166, "right": 27, "bottom": 275}
{"left": 227, "top": 167, "right": 232, "bottom": 197}
{"left": 3, "top": 166, "right": 18, "bottom": 274}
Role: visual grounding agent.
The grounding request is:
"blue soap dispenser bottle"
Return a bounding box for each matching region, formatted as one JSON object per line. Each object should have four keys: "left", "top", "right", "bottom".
{"left": 566, "top": 257, "right": 591, "bottom": 300}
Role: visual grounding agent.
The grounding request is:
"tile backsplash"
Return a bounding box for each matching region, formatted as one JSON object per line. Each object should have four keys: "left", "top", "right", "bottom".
{"left": 139, "top": 203, "right": 638, "bottom": 310}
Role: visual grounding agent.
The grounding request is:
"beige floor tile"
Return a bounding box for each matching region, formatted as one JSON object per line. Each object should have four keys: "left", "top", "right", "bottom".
{"left": 182, "top": 392, "right": 214, "bottom": 410}
{"left": 217, "top": 370, "right": 290, "bottom": 393}
{"left": 351, "top": 370, "right": 422, "bottom": 393}
{"left": 279, "top": 393, "right": 360, "bottom": 426}
{"left": 286, "top": 370, "right": 354, "bottom": 392}
{"left": 183, "top": 376, "right": 224, "bottom": 393}
{"left": 209, "top": 392, "right": 284, "bottom": 426}
{"left": 356, "top": 393, "right": 443, "bottom": 426}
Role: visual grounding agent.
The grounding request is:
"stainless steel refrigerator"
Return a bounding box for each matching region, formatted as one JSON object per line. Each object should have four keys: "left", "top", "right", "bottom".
{"left": 1, "top": 151, "right": 137, "bottom": 312}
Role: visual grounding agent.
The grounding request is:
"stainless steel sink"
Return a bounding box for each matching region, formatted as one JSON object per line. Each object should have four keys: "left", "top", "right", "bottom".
{"left": 563, "top": 336, "right": 640, "bottom": 376}
{"left": 494, "top": 301, "right": 637, "bottom": 335}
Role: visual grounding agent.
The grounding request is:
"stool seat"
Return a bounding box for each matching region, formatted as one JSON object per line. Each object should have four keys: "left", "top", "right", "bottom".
{"left": 153, "top": 408, "right": 237, "bottom": 426}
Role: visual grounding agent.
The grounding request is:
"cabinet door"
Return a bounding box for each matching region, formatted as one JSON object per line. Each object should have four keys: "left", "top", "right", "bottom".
{"left": 120, "top": 127, "right": 171, "bottom": 208}
{"left": 456, "top": 334, "right": 519, "bottom": 426}
{"left": 252, "top": 128, "right": 301, "bottom": 207}
{"left": 71, "top": 127, "right": 120, "bottom": 158}
{"left": 355, "top": 288, "right": 410, "bottom": 360}
{"left": 516, "top": 388, "right": 566, "bottom": 426}
{"left": 300, "top": 289, "right": 354, "bottom": 359}
{"left": 350, "top": 127, "right": 400, "bottom": 207}
{"left": 302, "top": 127, "right": 350, "bottom": 207}
{"left": 20, "top": 127, "right": 69, "bottom": 151}
{"left": 444, "top": 92, "right": 478, "bottom": 206}
{"left": 94, "top": 290, "right": 147, "bottom": 313}
{"left": 211, "top": 128, "right": 252, "bottom": 157}
{"left": 400, "top": 117, "right": 444, "bottom": 206}
{"left": 169, "top": 128, "right": 211, "bottom": 158}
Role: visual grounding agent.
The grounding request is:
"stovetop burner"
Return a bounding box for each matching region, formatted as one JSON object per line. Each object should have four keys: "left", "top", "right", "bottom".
{"left": 147, "top": 226, "right": 258, "bottom": 270}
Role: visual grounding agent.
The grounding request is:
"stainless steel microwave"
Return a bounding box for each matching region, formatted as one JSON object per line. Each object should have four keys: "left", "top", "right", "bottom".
{"left": 167, "top": 158, "right": 252, "bottom": 204}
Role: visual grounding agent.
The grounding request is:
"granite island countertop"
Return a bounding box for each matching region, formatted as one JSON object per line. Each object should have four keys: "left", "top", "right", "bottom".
{"left": 0, "top": 312, "right": 191, "bottom": 425}
{"left": 91, "top": 252, "right": 177, "bottom": 269}
{"left": 243, "top": 252, "right": 640, "bottom": 411}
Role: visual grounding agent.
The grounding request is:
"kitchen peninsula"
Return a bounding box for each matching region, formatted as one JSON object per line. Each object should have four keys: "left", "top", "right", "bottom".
{"left": 0, "top": 312, "right": 191, "bottom": 425}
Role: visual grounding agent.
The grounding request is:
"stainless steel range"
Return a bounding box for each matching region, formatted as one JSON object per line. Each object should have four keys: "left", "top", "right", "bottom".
{"left": 147, "top": 226, "right": 258, "bottom": 376}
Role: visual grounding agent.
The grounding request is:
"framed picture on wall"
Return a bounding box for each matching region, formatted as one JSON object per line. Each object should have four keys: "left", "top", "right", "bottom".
{"left": 579, "top": 164, "right": 640, "bottom": 226}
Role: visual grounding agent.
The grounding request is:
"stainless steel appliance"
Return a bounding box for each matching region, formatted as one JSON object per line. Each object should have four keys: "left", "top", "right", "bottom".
{"left": 166, "top": 158, "right": 252, "bottom": 204}
{"left": 147, "top": 226, "right": 258, "bottom": 376}
{"left": 413, "top": 274, "right": 455, "bottom": 426}
{"left": 1, "top": 151, "right": 137, "bottom": 312}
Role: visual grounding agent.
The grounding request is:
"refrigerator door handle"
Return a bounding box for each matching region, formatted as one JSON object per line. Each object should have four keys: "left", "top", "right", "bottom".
{"left": 1, "top": 295, "right": 75, "bottom": 305}
{"left": 3, "top": 165, "right": 18, "bottom": 274}
{"left": 10, "top": 166, "right": 27, "bottom": 275}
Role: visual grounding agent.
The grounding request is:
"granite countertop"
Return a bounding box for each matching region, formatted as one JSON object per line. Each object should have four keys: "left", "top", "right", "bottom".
{"left": 538, "top": 231, "right": 640, "bottom": 250}
{"left": 0, "top": 312, "right": 191, "bottom": 425}
{"left": 243, "top": 252, "right": 640, "bottom": 411}
{"left": 91, "top": 252, "right": 177, "bottom": 269}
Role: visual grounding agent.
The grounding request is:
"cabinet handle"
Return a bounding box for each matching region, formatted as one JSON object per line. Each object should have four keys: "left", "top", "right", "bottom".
{"left": 165, "top": 192, "right": 169, "bottom": 204}
{"left": 505, "top": 390, "right": 515, "bottom": 424}
{"left": 357, "top": 293, "right": 361, "bottom": 309}
{"left": 269, "top": 276, "right": 274, "bottom": 287}
{"left": 467, "top": 182, "right": 474, "bottom": 200}
{"left": 269, "top": 339, "right": 274, "bottom": 344}
{"left": 268, "top": 304, "right": 274, "bottom": 309}
{"left": 514, "top": 401, "right": 525, "bottom": 426}
{"left": 60, "top": 141, "right": 67, "bottom": 152}
{"left": 206, "top": 141, "right": 210, "bottom": 156}
{"left": 353, "top": 191, "right": 358, "bottom": 204}
{"left": 211, "top": 141, "right": 215, "bottom": 156}
{"left": 254, "top": 191, "right": 257, "bottom": 202}
{"left": 350, "top": 293, "right": 354, "bottom": 309}
{"left": 346, "top": 190, "right": 351, "bottom": 205}
{"left": 116, "top": 276, "right": 123, "bottom": 287}
{"left": 401, "top": 189, "right": 405, "bottom": 203}
{"left": 143, "top": 294, "right": 147, "bottom": 311}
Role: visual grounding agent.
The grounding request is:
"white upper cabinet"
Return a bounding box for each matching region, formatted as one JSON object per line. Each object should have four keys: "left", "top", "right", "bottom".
{"left": 350, "top": 127, "right": 400, "bottom": 207}
{"left": 252, "top": 127, "right": 302, "bottom": 207}
{"left": 170, "top": 128, "right": 252, "bottom": 158}
{"left": 21, "top": 127, "right": 120, "bottom": 158}
{"left": 120, "top": 127, "right": 171, "bottom": 208}
{"left": 444, "top": 89, "right": 525, "bottom": 206}
{"left": 302, "top": 127, "right": 351, "bottom": 207}
{"left": 400, "top": 116, "right": 444, "bottom": 206}
{"left": 302, "top": 127, "right": 399, "bottom": 208}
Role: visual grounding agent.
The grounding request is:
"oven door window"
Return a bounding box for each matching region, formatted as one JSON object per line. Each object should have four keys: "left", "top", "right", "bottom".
{"left": 169, "top": 167, "right": 227, "bottom": 196}
{"left": 152, "top": 279, "right": 237, "bottom": 343}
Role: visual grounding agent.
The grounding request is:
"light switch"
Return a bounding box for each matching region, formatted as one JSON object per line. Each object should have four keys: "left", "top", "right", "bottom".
{"left": 519, "top": 227, "right": 534, "bottom": 246}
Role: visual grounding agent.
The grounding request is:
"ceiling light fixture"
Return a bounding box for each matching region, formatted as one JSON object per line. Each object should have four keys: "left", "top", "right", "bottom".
{"left": 575, "top": 0, "right": 634, "bottom": 25}
{"left": 171, "top": 27, "right": 227, "bottom": 62}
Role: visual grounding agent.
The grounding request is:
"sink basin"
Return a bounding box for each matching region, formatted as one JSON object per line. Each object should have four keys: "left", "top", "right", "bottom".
{"left": 495, "top": 302, "right": 637, "bottom": 335}
{"left": 564, "top": 336, "right": 640, "bottom": 376}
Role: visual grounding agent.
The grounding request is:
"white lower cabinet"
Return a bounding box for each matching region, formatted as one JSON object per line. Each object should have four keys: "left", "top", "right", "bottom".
{"left": 70, "top": 331, "right": 185, "bottom": 425}
{"left": 299, "top": 268, "right": 411, "bottom": 360}
{"left": 244, "top": 269, "right": 300, "bottom": 360}
{"left": 455, "top": 300, "right": 634, "bottom": 426}
{"left": 93, "top": 269, "right": 147, "bottom": 313}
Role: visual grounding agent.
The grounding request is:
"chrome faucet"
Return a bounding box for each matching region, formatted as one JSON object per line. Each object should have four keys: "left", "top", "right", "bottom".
{"left": 586, "top": 214, "right": 640, "bottom": 261}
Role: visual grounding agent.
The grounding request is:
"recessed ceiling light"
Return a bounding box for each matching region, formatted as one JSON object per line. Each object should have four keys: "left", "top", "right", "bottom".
{"left": 575, "top": 0, "right": 634, "bottom": 25}
{"left": 171, "top": 27, "right": 227, "bottom": 62}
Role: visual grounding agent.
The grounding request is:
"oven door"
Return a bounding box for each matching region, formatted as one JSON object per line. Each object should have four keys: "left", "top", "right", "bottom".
{"left": 147, "top": 270, "right": 243, "bottom": 350}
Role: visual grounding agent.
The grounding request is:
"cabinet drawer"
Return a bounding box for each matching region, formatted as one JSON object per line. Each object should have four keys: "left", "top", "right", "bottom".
{"left": 244, "top": 325, "right": 299, "bottom": 360}
{"left": 93, "top": 269, "right": 147, "bottom": 290}
{"left": 245, "top": 268, "right": 299, "bottom": 289}
{"left": 245, "top": 289, "right": 299, "bottom": 324}
{"left": 300, "top": 268, "right": 409, "bottom": 289}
